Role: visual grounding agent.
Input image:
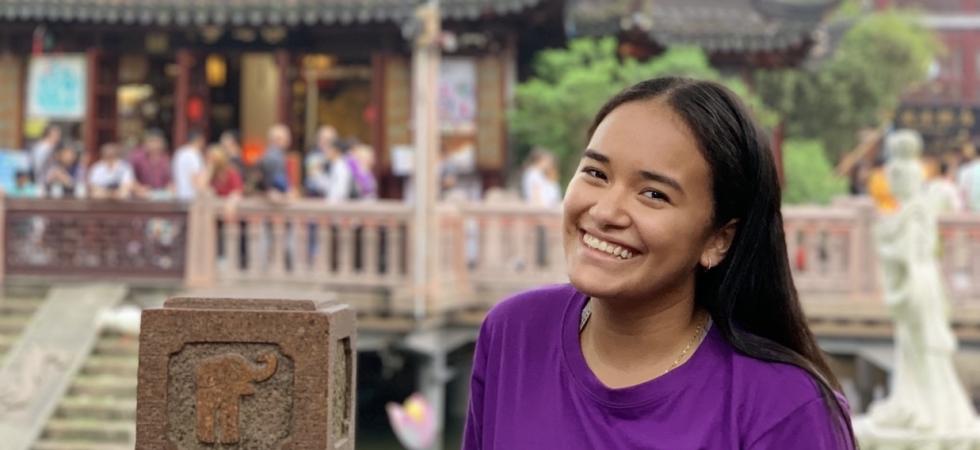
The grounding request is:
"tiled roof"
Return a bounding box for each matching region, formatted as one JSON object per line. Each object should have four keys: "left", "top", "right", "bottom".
{"left": 0, "top": 0, "right": 546, "bottom": 25}
{"left": 569, "top": 0, "right": 839, "bottom": 52}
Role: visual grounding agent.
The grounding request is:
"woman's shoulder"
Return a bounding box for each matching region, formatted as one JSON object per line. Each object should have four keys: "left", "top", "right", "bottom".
{"left": 728, "top": 348, "right": 825, "bottom": 406}
{"left": 723, "top": 346, "right": 846, "bottom": 444}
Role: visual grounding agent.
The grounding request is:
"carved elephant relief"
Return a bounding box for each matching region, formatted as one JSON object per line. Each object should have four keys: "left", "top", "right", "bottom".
{"left": 194, "top": 352, "right": 278, "bottom": 444}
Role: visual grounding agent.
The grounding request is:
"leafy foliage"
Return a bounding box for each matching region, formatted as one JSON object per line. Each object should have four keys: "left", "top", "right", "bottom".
{"left": 782, "top": 139, "right": 848, "bottom": 205}
{"left": 756, "top": 11, "right": 940, "bottom": 162}
{"left": 508, "top": 38, "right": 774, "bottom": 184}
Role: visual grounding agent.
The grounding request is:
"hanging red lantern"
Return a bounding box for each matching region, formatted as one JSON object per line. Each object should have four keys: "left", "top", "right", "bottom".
{"left": 187, "top": 96, "right": 204, "bottom": 122}
{"left": 363, "top": 105, "right": 377, "bottom": 124}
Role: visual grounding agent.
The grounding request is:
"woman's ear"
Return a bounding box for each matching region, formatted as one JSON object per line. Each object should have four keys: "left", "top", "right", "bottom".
{"left": 700, "top": 219, "right": 738, "bottom": 269}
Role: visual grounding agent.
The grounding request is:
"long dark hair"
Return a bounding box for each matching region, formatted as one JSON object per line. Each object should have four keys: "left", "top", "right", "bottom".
{"left": 588, "top": 77, "right": 854, "bottom": 446}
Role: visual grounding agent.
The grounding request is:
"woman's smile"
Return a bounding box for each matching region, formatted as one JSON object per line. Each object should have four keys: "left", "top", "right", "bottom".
{"left": 579, "top": 230, "right": 638, "bottom": 261}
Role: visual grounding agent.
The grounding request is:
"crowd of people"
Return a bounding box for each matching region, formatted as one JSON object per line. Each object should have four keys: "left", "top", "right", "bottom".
{"left": 854, "top": 140, "right": 980, "bottom": 214}
{"left": 3, "top": 123, "right": 380, "bottom": 205}
{"left": 1, "top": 120, "right": 572, "bottom": 214}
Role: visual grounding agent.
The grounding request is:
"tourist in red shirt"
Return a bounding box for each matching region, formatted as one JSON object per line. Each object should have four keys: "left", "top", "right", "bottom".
{"left": 207, "top": 145, "right": 243, "bottom": 198}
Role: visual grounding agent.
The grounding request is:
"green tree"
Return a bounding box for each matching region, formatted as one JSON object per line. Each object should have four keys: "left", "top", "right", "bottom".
{"left": 782, "top": 139, "right": 848, "bottom": 205}
{"left": 756, "top": 11, "right": 940, "bottom": 162}
{"left": 509, "top": 38, "right": 773, "bottom": 185}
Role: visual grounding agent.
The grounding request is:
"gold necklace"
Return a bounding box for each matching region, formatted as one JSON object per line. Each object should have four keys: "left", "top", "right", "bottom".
{"left": 661, "top": 311, "right": 709, "bottom": 375}
{"left": 580, "top": 303, "right": 711, "bottom": 376}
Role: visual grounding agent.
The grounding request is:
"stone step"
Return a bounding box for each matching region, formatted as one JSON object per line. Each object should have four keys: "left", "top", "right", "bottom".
{"left": 68, "top": 376, "right": 138, "bottom": 399}
{"left": 0, "top": 297, "right": 42, "bottom": 315}
{"left": 0, "top": 295, "right": 44, "bottom": 304}
{"left": 39, "top": 420, "right": 133, "bottom": 444}
{"left": 33, "top": 440, "right": 132, "bottom": 450}
{"left": 91, "top": 337, "right": 139, "bottom": 357}
{"left": 55, "top": 398, "right": 136, "bottom": 421}
{"left": 80, "top": 355, "right": 138, "bottom": 377}
{"left": 0, "top": 333, "right": 17, "bottom": 354}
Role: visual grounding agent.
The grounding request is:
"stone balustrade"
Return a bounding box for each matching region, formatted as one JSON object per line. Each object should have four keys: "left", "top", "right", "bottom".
{"left": 2, "top": 195, "right": 979, "bottom": 315}
{"left": 212, "top": 199, "right": 414, "bottom": 289}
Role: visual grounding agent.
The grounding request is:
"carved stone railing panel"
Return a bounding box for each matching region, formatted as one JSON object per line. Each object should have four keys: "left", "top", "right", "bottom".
{"left": 782, "top": 205, "right": 873, "bottom": 296}
{"left": 939, "top": 213, "right": 980, "bottom": 303}
{"left": 457, "top": 201, "right": 567, "bottom": 301}
{"left": 214, "top": 199, "right": 413, "bottom": 290}
{"left": 168, "top": 344, "right": 292, "bottom": 448}
{"left": 3, "top": 199, "right": 187, "bottom": 280}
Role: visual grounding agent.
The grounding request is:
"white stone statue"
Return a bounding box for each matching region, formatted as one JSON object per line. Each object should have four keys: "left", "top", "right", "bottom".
{"left": 857, "top": 129, "right": 980, "bottom": 448}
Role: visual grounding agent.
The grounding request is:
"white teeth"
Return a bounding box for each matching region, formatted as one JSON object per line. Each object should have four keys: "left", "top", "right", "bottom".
{"left": 582, "top": 233, "right": 634, "bottom": 260}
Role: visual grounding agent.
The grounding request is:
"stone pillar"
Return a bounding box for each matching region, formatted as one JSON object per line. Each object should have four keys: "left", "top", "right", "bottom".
{"left": 136, "top": 297, "right": 356, "bottom": 449}
{"left": 411, "top": 1, "right": 442, "bottom": 320}
{"left": 183, "top": 196, "right": 217, "bottom": 288}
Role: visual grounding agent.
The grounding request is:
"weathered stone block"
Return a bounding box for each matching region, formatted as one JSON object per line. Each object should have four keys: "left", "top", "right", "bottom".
{"left": 136, "top": 297, "right": 356, "bottom": 450}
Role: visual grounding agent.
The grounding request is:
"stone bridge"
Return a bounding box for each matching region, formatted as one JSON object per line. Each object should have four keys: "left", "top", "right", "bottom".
{"left": 3, "top": 195, "right": 980, "bottom": 448}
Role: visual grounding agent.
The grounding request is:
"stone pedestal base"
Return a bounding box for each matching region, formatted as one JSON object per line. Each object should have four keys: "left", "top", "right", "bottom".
{"left": 855, "top": 416, "right": 980, "bottom": 450}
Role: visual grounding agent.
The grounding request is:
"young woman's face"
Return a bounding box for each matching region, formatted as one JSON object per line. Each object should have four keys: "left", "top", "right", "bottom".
{"left": 562, "top": 100, "right": 718, "bottom": 302}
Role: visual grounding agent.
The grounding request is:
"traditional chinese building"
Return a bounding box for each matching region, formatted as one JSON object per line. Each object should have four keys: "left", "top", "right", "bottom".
{"left": 567, "top": 0, "right": 840, "bottom": 71}
{"left": 0, "top": 0, "right": 565, "bottom": 195}
{"left": 566, "top": 0, "right": 839, "bottom": 181}
{"left": 876, "top": 0, "right": 980, "bottom": 153}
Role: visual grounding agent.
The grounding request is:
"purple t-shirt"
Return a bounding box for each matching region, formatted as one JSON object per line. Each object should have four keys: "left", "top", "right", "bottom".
{"left": 463, "top": 284, "right": 852, "bottom": 449}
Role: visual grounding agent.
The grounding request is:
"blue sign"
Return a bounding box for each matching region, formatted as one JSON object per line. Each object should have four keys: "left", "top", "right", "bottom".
{"left": 27, "top": 55, "right": 87, "bottom": 120}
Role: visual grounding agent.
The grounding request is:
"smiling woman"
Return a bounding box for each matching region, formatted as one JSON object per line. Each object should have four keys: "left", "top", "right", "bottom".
{"left": 463, "top": 77, "right": 855, "bottom": 450}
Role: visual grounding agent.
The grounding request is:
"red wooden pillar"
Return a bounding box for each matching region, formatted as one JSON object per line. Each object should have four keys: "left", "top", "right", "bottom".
{"left": 371, "top": 52, "right": 386, "bottom": 167}
{"left": 84, "top": 48, "right": 100, "bottom": 161}
{"left": 173, "top": 49, "right": 191, "bottom": 147}
{"left": 84, "top": 48, "right": 118, "bottom": 162}
{"left": 13, "top": 55, "right": 25, "bottom": 150}
{"left": 276, "top": 50, "right": 291, "bottom": 126}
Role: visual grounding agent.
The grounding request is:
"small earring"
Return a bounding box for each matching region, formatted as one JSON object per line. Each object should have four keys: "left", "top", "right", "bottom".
{"left": 705, "top": 258, "right": 713, "bottom": 270}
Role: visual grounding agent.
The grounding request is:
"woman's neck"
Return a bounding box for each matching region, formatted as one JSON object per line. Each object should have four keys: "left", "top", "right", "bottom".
{"left": 580, "top": 282, "right": 703, "bottom": 388}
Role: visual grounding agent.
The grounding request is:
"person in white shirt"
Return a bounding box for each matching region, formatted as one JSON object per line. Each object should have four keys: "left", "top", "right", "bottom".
{"left": 88, "top": 142, "right": 134, "bottom": 199}
{"left": 521, "top": 148, "right": 562, "bottom": 207}
{"left": 324, "top": 139, "right": 353, "bottom": 203}
{"left": 928, "top": 159, "right": 964, "bottom": 213}
{"left": 958, "top": 145, "right": 980, "bottom": 212}
{"left": 172, "top": 130, "right": 207, "bottom": 201}
{"left": 30, "top": 124, "right": 61, "bottom": 184}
